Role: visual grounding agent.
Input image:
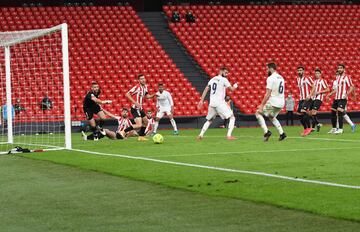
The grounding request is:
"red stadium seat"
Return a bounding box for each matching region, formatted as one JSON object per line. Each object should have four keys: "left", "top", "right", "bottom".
{"left": 0, "top": 5, "right": 203, "bottom": 120}
{"left": 165, "top": 4, "right": 360, "bottom": 113}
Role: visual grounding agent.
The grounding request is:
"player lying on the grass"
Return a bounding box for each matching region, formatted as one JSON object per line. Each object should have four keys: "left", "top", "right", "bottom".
{"left": 152, "top": 83, "right": 179, "bottom": 135}
{"left": 83, "top": 81, "right": 112, "bottom": 140}
{"left": 308, "top": 68, "right": 329, "bottom": 132}
{"left": 326, "top": 64, "right": 355, "bottom": 134}
{"left": 82, "top": 108, "right": 135, "bottom": 140}
{"left": 120, "top": 74, "right": 155, "bottom": 141}
{"left": 255, "top": 63, "right": 287, "bottom": 141}
{"left": 197, "top": 66, "right": 238, "bottom": 140}
{"left": 296, "top": 66, "right": 313, "bottom": 136}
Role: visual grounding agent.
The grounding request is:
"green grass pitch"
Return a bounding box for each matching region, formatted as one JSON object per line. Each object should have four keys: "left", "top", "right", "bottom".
{"left": 1, "top": 125, "right": 360, "bottom": 231}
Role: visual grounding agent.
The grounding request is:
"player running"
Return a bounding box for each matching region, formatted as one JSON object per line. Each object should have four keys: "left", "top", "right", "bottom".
{"left": 327, "top": 64, "right": 355, "bottom": 134}
{"left": 308, "top": 68, "right": 330, "bottom": 132}
{"left": 255, "top": 63, "right": 287, "bottom": 141}
{"left": 197, "top": 66, "right": 237, "bottom": 140}
{"left": 296, "top": 66, "right": 314, "bottom": 136}
{"left": 152, "top": 83, "right": 179, "bottom": 135}
{"left": 82, "top": 108, "right": 132, "bottom": 140}
{"left": 83, "top": 82, "right": 112, "bottom": 140}
{"left": 120, "top": 74, "right": 155, "bottom": 141}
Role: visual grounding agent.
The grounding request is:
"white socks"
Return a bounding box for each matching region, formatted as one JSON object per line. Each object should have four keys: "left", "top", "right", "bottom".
{"left": 199, "top": 121, "right": 211, "bottom": 137}
{"left": 227, "top": 116, "right": 235, "bottom": 137}
{"left": 344, "top": 114, "right": 354, "bottom": 127}
{"left": 153, "top": 121, "right": 159, "bottom": 134}
{"left": 170, "top": 118, "right": 178, "bottom": 131}
{"left": 271, "top": 117, "right": 284, "bottom": 135}
{"left": 256, "top": 113, "right": 268, "bottom": 133}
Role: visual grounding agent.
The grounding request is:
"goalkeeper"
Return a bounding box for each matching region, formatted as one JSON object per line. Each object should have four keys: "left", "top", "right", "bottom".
{"left": 83, "top": 82, "right": 112, "bottom": 140}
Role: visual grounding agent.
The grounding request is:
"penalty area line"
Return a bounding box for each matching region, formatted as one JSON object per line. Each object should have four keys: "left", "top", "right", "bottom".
{"left": 72, "top": 148, "right": 360, "bottom": 190}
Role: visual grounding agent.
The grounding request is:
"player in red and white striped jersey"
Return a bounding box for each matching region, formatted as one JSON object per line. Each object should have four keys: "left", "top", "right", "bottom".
{"left": 296, "top": 66, "right": 314, "bottom": 136}
{"left": 82, "top": 108, "right": 133, "bottom": 140}
{"left": 121, "top": 74, "right": 155, "bottom": 141}
{"left": 327, "top": 64, "right": 355, "bottom": 134}
{"left": 144, "top": 110, "right": 155, "bottom": 135}
{"left": 308, "top": 68, "right": 330, "bottom": 132}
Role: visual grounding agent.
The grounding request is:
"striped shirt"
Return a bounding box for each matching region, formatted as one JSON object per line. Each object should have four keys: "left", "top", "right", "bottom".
{"left": 145, "top": 117, "right": 154, "bottom": 134}
{"left": 117, "top": 117, "right": 132, "bottom": 132}
{"left": 128, "top": 84, "right": 148, "bottom": 109}
{"left": 297, "top": 76, "right": 313, "bottom": 100}
{"left": 313, "top": 78, "right": 328, "bottom": 101}
{"left": 333, "top": 74, "right": 353, "bottom": 100}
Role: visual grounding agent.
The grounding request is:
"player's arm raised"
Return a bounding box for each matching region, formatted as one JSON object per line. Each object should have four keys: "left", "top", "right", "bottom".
{"left": 125, "top": 91, "right": 141, "bottom": 108}
{"left": 102, "top": 109, "right": 119, "bottom": 120}
{"left": 198, "top": 86, "right": 210, "bottom": 109}
{"left": 91, "top": 95, "right": 111, "bottom": 105}
{"left": 227, "top": 83, "right": 238, "bottom": 92}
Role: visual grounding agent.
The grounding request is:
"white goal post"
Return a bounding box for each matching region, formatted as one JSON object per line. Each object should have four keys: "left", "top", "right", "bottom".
{"left": 0, "top": 23, "right": 71, "bottom": 153}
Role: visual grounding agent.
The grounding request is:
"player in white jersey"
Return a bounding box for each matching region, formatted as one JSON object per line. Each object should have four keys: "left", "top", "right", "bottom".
{"left": 327, "top": 64, "right": 355, "bottom": 134}
{"left": 197, "top": 66, "right": 238, "bottom": 140}
{"left": 120, "top": 74, "right": 155, "bottom": 141}
{"left": 256, "top": 63, "right": 287, "bottom": 141}
{"left": 308, "top": 68, "right": 330, "bottom": 132}
{"left": 152, "top": 83, "right": 179, "bottom": 135}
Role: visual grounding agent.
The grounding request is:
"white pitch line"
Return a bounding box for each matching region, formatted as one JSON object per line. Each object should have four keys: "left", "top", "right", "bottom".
{"left": 165, "top": 135, "right": 360, "bottom": 143}
{"left": 149, "top": 146, "right": 360, "bottom": 158}
{"left": 71, "top": 148, "right": 360, "bottom": 190}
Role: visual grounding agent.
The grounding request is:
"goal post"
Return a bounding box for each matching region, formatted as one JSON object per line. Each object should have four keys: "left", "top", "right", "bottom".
{"left": 0, "top": 23, "right": 71, "bottom": 153}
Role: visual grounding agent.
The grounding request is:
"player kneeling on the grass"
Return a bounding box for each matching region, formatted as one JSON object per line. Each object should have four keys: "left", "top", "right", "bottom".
{"left": 197, "top": 66, "right": 237, "bottom": 140}
{"left": 255, "top": 63, "right": 286, "bottom": 142}
{"left": 121, "top": 74, "right": 155, "bottom": 141}
{"left": 83, "top": 82, "right": 112, "bottom": 140}
{"left": 153, "top": 83, "right": 179, "bottom": 135}
{"left": 308, "top": 68, "right": 329, "bottom": 132}
{"left": 82, "top": 108, "right": 133, "bottom": 140}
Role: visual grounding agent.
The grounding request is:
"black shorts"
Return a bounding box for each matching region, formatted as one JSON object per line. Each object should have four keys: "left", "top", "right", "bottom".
{"left": 115, "top": 132, "right": 124, "bottom": 140}
{"left": 331, "top": 99, "right": 347, "bottom": 110}
{"left": 297, "top": 99, "right": 312, "bottom": 113}
{"left": 131, "top": 107, "right": 146, "bottom": 118}
{"left": 311, "top": 99, "right": 322, "bottom": 111}
{"left": 83, "top": 105, "right": 101, "bottom": 120}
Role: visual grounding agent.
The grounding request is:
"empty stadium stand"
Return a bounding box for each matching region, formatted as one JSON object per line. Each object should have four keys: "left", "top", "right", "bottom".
{"left": 164, "top": 4, "right": 360, "bottom": 114}
{"left": 0, "top": 6, "right": 206, "bottom": 122}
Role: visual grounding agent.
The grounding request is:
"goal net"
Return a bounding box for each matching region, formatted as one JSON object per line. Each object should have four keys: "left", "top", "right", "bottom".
{"left": 0, "top": 23, "right": 71, "bottom": 154}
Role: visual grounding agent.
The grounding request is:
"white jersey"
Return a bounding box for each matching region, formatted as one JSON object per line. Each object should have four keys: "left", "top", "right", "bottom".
{"left": 207, "top": 75, "right": 231, "bottom": 107}
{"left": 266, "top": 72, "right": 285, "bottom": 108}
{"left": 156, "top": 90, "right": 173, "bottom": 110}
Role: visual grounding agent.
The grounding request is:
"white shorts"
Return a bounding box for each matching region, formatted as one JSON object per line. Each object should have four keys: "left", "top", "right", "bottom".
{"left": 262, "top": 102, "right": 282, "bottom": 118}
{"left": 206, "top": 104, "right": 233, "bottom": 120}
{"left": 156, "top": 108, "right": 172, "bottom": 119}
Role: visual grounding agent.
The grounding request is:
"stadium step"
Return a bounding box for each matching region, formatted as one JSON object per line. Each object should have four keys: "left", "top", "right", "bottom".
{"left": 137, "top": 11, "right": 242, "bottom": 115}
{"left": 137, "top": 12, "right": 209, "bottom": 95}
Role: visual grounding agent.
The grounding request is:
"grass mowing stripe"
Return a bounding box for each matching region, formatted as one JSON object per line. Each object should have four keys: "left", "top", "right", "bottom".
{"left": 72, "top": 148, "right": 360, "bottom": 190}
{"left": 149, "top": 146, "right": 360, "bottom": 158}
